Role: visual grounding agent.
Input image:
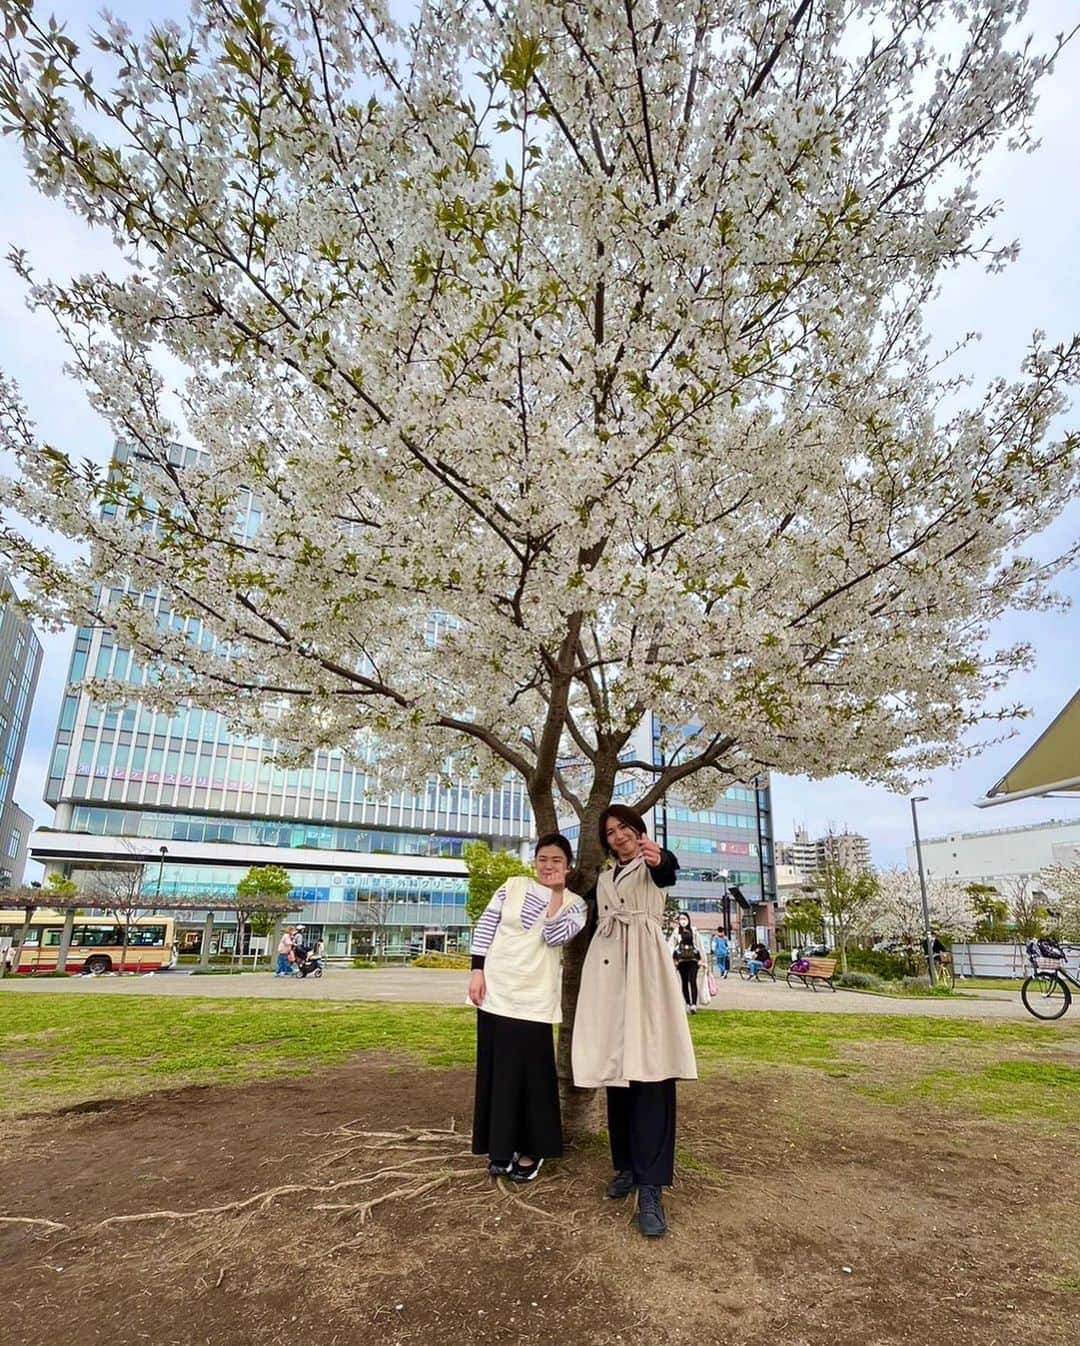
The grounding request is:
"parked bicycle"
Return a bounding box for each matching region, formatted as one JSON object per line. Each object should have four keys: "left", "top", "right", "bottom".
{"left": 1020, "top": 939, "right": 1080, "bottom": 1021}
{"left": 932, "top": 948, "right": 956, "bottom": 990}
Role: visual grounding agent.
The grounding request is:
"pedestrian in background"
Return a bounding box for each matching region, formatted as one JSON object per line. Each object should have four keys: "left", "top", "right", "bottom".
{"left": 711, "top": 927, "right": 730, "bottom": 979}
{"left": 275, "top": 926, "right": 296, "bottom": 977}
{"left": 670, "top": 913, "right": 705, "bottom": 1013}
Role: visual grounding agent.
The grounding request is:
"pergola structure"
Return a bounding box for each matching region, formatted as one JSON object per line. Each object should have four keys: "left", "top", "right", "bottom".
{"left": 0, "top": 891, "right": 304, "bottom": 975}
{"left": 978, "top": 690, "right": 1080, "bottom": 807}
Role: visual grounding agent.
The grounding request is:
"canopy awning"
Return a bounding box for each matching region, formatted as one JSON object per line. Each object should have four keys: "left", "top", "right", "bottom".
{"left": 977, "top": 690, "right": 1080, "bottom": 807}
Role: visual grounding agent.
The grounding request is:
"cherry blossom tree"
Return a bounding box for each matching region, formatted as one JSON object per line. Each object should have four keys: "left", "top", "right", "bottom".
{"left": 1, "top": 0, "right": 1078, "bottom": 1115}
{"left": 1040, "top": 864, "right": 1080, "bottom": 942}
{"left": 869, "top": 868, "right": 977, "bottom": 947}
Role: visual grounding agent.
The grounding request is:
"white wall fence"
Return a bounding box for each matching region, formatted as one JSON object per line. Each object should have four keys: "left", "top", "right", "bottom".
{"left": 950, "top": 942, "right": 1031, "bottom": 979}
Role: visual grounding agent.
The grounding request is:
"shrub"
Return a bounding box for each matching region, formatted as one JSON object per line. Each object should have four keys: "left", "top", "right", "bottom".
{"left": 412, "top": 952, "right": 471, "bottom": 970}
{"left": 845, "top": 947, "right": 911, "bottom": 980}
{"left": 351, "top": 958, "right": 378, "bottom": 969}
{"left": 902, "top": 974, "right": 932, "bottom": 992}
{"left": 837, "top": 971, "right": 884, "bottom": 990}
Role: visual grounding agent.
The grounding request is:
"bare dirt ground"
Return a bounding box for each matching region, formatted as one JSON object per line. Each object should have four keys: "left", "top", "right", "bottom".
{"left": 2, "top": 1058, "right": 1077, "bottom": 1346}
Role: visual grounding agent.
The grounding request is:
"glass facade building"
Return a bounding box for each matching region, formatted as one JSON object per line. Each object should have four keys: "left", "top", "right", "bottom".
{"left": 0, "top": 575, "right": 42, "bottom": 887}
{"left": 37, "top": 612, "right": 534, "bottom": 956}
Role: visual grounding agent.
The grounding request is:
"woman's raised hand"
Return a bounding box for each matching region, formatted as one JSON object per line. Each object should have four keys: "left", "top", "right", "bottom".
{"left": 640, "top": 837, "right": 662, "bottom": 866}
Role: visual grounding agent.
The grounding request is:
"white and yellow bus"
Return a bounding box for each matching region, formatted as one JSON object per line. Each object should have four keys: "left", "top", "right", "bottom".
{"left": 0, "top": 910, "right": 178, "bottom": 974}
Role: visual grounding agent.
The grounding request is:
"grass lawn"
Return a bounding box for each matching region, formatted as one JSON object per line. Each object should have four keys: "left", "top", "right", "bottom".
{"left": 1, "top": 993, "right": 1078, "bottom": 1126}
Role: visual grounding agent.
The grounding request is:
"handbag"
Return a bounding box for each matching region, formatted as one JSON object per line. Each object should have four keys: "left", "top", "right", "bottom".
{"left": 707, "top": 972, "right": 718, "bottom": 997}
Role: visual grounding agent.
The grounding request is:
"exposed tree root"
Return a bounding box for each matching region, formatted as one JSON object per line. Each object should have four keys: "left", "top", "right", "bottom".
{"left": 0, "top": 1215, "right": 69, "bottom": 1232}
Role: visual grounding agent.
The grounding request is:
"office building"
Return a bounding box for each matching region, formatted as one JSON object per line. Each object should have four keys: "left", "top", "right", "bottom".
{"left": 0, "top": 575, "right": 43, "bottom": 887}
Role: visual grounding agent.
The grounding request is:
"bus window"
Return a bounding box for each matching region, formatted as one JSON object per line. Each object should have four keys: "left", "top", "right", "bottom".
{"left": 73, "top": 925, "right": 124, "bottom": 947}
{"left": 41, "top": 928, "right": 65, "bottom": 947}
{"left": 126, "top": 925, "right": 166, "bottom": 947}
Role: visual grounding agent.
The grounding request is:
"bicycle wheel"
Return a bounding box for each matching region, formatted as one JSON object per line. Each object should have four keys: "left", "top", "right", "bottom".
{"left": 1020, "top": 973, "right": 1071, "bottom": 1021}
{"left": 936, "top": 958, "right": 956, "bottom": 991}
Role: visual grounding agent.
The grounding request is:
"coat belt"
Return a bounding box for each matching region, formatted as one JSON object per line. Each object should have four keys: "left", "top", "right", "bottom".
{"left": 597, "top": 909, "right": 662, "bottom": 937}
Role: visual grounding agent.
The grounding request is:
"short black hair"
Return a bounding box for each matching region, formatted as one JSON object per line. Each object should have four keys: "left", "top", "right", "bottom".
{"left": 534, "top": 832, "right": 573, "bottom": 865}
{"left": 598, "top": 804, "right": 647, "bottom": 857}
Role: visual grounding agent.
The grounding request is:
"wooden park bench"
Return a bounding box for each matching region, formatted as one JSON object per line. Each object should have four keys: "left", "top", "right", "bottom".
{"left": 738, "top": 958, "right": 777, "bottom": 983}
{"left": 785, "top": 957, "right": 838, "bottom": 992}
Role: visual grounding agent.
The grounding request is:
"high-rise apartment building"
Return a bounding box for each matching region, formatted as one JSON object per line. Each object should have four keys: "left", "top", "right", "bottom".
{"left": 781, "top": 826, "right": 873, "bottom": 877}
{"left": 0, "top": 575, "right": 42, "bottom": 888}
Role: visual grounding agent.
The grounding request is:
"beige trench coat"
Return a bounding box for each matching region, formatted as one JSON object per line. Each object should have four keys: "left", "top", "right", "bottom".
{"left": 571, "top": 856, "right": 698, "bottom": 1088}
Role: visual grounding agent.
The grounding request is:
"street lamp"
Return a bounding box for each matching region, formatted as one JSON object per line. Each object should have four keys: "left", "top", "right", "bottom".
{"left": 718, "top": 868, "right": 730, "bottom": 937}
{"left": 156, "top": 845, "right": 168, "bottom": 910}
{"left": 909, "top": 797, "right": 936, "bottom": 986}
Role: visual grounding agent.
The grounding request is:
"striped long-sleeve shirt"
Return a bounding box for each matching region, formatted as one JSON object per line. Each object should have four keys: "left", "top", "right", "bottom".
{"left": 470, "top": 882, "right": 587, "bottom": 969}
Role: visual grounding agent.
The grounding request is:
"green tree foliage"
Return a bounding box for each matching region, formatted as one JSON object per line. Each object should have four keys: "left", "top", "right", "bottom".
{"left": 967, "top": 884, "right": 1010, "bottom": 941}
{"left": 44, "top": 873, "right": 78, "bottom": 902}
{"left": 816, "top": 863, "right": 880, "bottom": 975}
{"left": 462, "top": 842, "right": 532, "bottom": 926}
{"left": 784, "top": 895, "right": 824, "bottom": 943}
{"left": 234, "top": 864, "right": 295, "bottom": 960}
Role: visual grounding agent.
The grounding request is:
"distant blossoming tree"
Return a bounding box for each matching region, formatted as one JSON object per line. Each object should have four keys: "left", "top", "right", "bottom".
{"left": 869, "top": 868, "right": 977, "bottom": 946}
{"left": 1, "top": 0, "right": 1078, "bottom": 1116}
{"left": 1040, "top": 864, "right": 1080, "bottom": 942}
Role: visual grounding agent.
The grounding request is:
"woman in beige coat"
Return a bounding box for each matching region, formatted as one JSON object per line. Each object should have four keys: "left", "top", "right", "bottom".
{"left": 571, "top": 804, "right": 697, "bottom": 1238}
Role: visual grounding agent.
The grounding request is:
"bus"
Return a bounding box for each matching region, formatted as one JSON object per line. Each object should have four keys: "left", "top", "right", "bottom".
{"left": 0, "top": 910, "right": 178, "bottom": 974}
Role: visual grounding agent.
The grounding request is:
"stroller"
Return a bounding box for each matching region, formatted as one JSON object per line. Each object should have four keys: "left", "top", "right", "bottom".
{"left": 296, "top": 948, "right": 324, "bottom": 978}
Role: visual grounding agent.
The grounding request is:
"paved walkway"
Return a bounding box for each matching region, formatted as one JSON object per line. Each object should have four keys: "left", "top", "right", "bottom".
{"left": 0, "top": 967, "right": 1051, "bottom": 1020}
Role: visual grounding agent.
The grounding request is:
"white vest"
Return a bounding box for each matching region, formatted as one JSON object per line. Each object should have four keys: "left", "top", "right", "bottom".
{"left": 482, "top": 876, "right": 583, "bottom": 1025}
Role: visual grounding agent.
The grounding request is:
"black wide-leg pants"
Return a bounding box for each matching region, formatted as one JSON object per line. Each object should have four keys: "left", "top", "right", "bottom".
{"left": 606, "top": 1079, "right": 677, "bottom": 1187}
{"left": 472, "top": 1009, "right": 563, "bottom": 1163}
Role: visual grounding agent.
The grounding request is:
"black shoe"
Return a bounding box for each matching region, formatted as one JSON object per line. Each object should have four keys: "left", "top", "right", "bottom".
{"left": 606, "top": 1169, "right": 634, "bottom": 1200}
{"left": 637, "top": 1185, "right": 667, "bottom": 1237}
{"left": 510, "top": 1157, "right": 544, "bottom": 1183}
{"left": 487, "top": 1159, "right": 514, "bottom": 1178}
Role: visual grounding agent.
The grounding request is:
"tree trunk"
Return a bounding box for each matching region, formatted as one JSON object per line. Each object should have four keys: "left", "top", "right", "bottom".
{"left": 552, "top": 783, "right": 614, "bottom": 1141}
{"left": 557, "top": 930, "right": 605, "bottom": 1137}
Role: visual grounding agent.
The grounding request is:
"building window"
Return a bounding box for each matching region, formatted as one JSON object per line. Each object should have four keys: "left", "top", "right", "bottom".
{"left": 6, "top": 828, "right": 21, "bottom": 859}
{"left": 4, "top": 670, "right": 15, "bottom": 703}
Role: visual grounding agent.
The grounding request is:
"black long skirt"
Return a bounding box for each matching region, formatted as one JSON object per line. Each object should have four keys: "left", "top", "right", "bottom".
{"left": 472, "top": 1009, "right": 563, "bottom": 1161}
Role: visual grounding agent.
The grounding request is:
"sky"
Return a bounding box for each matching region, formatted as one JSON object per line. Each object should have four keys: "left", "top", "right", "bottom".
{"left": 1, "top": 0, "right": 1078, "bottom": 876}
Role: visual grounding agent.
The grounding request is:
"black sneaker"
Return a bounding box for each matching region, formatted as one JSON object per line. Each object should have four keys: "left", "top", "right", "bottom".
{"left": 637, "top": 1185, "right": 667, "bottom": 1237}
{"left": 487, "top": 1159, "right": 514, "bottom": 1178}
{"left": 605, "top": 1169, "right": 634, "bottom": 1200}
{"left": 510, "top": 1157, "right": 544, "bottom": 1183}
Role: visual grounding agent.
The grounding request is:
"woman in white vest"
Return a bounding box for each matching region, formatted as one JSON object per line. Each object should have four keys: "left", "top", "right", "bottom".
{"left": 572, "top": 805, "right": 696, "bottom": 1238}
{"left": 468, "top": 832, "right": 587, "bottom": 1183}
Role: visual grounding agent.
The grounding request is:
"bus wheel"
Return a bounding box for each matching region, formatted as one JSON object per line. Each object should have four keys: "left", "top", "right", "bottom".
{"left": 85, "top": 956, "right": 112, "bottom": 976}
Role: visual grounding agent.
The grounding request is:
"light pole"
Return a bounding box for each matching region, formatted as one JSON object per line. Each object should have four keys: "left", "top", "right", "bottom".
{"left": 909, "top": 797, "right": 935, "bottom": 986}
{"left": 156, "top": 846, "right": 168, "bottom": 911}
{"left": 718, "top": 868, "right": 730, "bottom": 937}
